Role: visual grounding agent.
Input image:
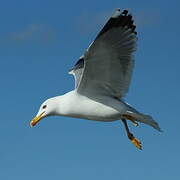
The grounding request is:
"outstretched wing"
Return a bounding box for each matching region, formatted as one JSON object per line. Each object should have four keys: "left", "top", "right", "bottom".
{"left": 69, "top": 57, "right": 84, "bottom": 88}
{"left": 70, "top": 9, "right": 137, "bottom": 99}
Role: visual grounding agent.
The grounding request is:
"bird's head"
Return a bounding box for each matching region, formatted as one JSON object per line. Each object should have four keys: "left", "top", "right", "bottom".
{"left": 30, "top": 98, "right": 57, "bottom": 127}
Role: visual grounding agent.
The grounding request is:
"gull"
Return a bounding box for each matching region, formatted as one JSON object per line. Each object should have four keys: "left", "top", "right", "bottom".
{"left": 30, "top": 9, "right": 161, "bottom": 150}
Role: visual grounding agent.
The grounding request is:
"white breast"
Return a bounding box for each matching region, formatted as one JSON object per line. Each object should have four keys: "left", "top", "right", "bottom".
{"left": 58, "top": 91, "right": 126, "bottom": 121}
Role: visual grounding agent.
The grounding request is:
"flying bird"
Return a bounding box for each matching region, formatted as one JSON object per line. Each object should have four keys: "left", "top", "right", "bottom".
{"left": 30, "top": 9, "right": 161, "bottom": 150}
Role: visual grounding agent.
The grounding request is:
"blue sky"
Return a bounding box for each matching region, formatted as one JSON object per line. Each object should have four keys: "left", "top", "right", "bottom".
{"left": 0, "top": 0, "right": 180, "bottom": 179}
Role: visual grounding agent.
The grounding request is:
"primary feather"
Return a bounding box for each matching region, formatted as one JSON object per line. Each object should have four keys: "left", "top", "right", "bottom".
{"left": 70, "top": 9, "right": 137, "bottom": 99}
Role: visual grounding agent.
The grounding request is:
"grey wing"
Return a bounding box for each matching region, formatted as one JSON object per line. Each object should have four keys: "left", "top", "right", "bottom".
{"left": 68, "top": 57, "right": 84, "bottom": 88}
{"left": 77, "top": 9, "right": 137, "bottom": 99}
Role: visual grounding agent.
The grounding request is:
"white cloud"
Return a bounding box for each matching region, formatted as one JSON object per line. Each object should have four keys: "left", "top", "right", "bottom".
{"left": 76, "top": 9, "right": 161, "bottom": 35}
{"left": 0, "top": 24, "right": 57, "bottom": 44}
{"left": 76, "top": 11, "right": 111, "bottom": 35}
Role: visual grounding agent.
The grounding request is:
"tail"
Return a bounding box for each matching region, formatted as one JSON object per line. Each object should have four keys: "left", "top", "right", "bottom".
{"left": 126, "top": 111, "right": 162, "bottom": 131}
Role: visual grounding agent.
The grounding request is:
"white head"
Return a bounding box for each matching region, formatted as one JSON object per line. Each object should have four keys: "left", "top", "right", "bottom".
{"left": 30, "top": 97, "right": 58, "bottom": 127}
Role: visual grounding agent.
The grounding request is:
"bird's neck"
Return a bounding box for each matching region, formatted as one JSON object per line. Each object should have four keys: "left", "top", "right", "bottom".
{"left": 52, "top": 90, "right": 76, "bottom": 116}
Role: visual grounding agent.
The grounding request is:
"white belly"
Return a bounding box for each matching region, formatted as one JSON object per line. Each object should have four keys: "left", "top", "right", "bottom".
{"left": 61, "top": 91, "right": 126, "bottom": 122}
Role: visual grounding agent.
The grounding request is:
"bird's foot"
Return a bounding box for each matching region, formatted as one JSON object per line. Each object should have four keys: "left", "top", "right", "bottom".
{"left": 128, "top": 133, "right": 142, "bottom": 150}
{"left": 131, "top": 120, "right": 139, "bottom": 127}
{"left": 131, "top": 137, "right": 142, "bottom": 150}
{"left": 122, "top": 115, "right": 139, "bottom": 126}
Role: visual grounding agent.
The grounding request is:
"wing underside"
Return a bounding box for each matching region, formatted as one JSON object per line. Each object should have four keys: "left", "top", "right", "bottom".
{"left": 69, "top": 9, "right": 137, "bottom": 99}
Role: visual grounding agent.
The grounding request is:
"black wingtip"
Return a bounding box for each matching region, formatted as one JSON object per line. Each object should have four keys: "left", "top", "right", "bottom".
{"left": 127, "top": 14, "right": 132, "bottom": 19}
{"left": 114, "top": 9, "right": 137, "bottom": 34}
{"left": 96, "top": 9, "right": 137, "bottom": 39}
{"left": 122, "top": 9, "right": 128, "bottom": 15}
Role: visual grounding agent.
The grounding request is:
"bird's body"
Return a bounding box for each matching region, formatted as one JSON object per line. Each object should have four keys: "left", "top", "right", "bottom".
{"left": 51, "top": 90, "right": 126, "bottom": 122}
{"left": 31, "top": 9, "right": 161, "bottom": 149}
{"left": 42, "top": 90, "right": 160, "bottom": 131}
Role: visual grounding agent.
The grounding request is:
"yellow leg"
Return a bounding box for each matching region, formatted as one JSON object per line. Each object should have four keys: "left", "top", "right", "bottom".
{"left": 128, "top": 133, "right": 142, "bottom": 150}
{"left": 122, "top": 119, "right": 142, "bottom": 150}
{"left": 122, "top": 114, "right": 139, "bottom": 126}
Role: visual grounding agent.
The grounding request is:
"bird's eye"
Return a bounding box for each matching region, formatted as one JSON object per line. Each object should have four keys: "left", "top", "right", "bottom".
{"left": 42, "top": 105, "right": 47, "bottom": 109}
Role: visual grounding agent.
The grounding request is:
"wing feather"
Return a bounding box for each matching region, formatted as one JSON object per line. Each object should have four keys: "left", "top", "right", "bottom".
{"left": 76, "top": 9, "right": 137, "bottom": 99}
{"left": 69, "top": 9, "right": 137, "bottom": 99}
{"left": 69, "top": 58, "right": 84, "bottom": 88}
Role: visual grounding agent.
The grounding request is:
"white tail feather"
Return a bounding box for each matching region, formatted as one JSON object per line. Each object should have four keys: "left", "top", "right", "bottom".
{"left": 126, "top": 111, "right": 161, "bottom": 131}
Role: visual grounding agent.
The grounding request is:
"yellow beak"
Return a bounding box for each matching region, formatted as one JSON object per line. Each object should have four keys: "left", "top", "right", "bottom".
{"left": 30, "top": 112, "right": 45, "bottom": 127}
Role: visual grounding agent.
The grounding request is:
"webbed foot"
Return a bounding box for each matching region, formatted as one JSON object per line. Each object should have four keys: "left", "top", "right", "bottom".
{"left": 122, "top": 114, "right": 139, "bottom": 126}
{"left": 128, "top": 133, "right": 142, "bottom": 150}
